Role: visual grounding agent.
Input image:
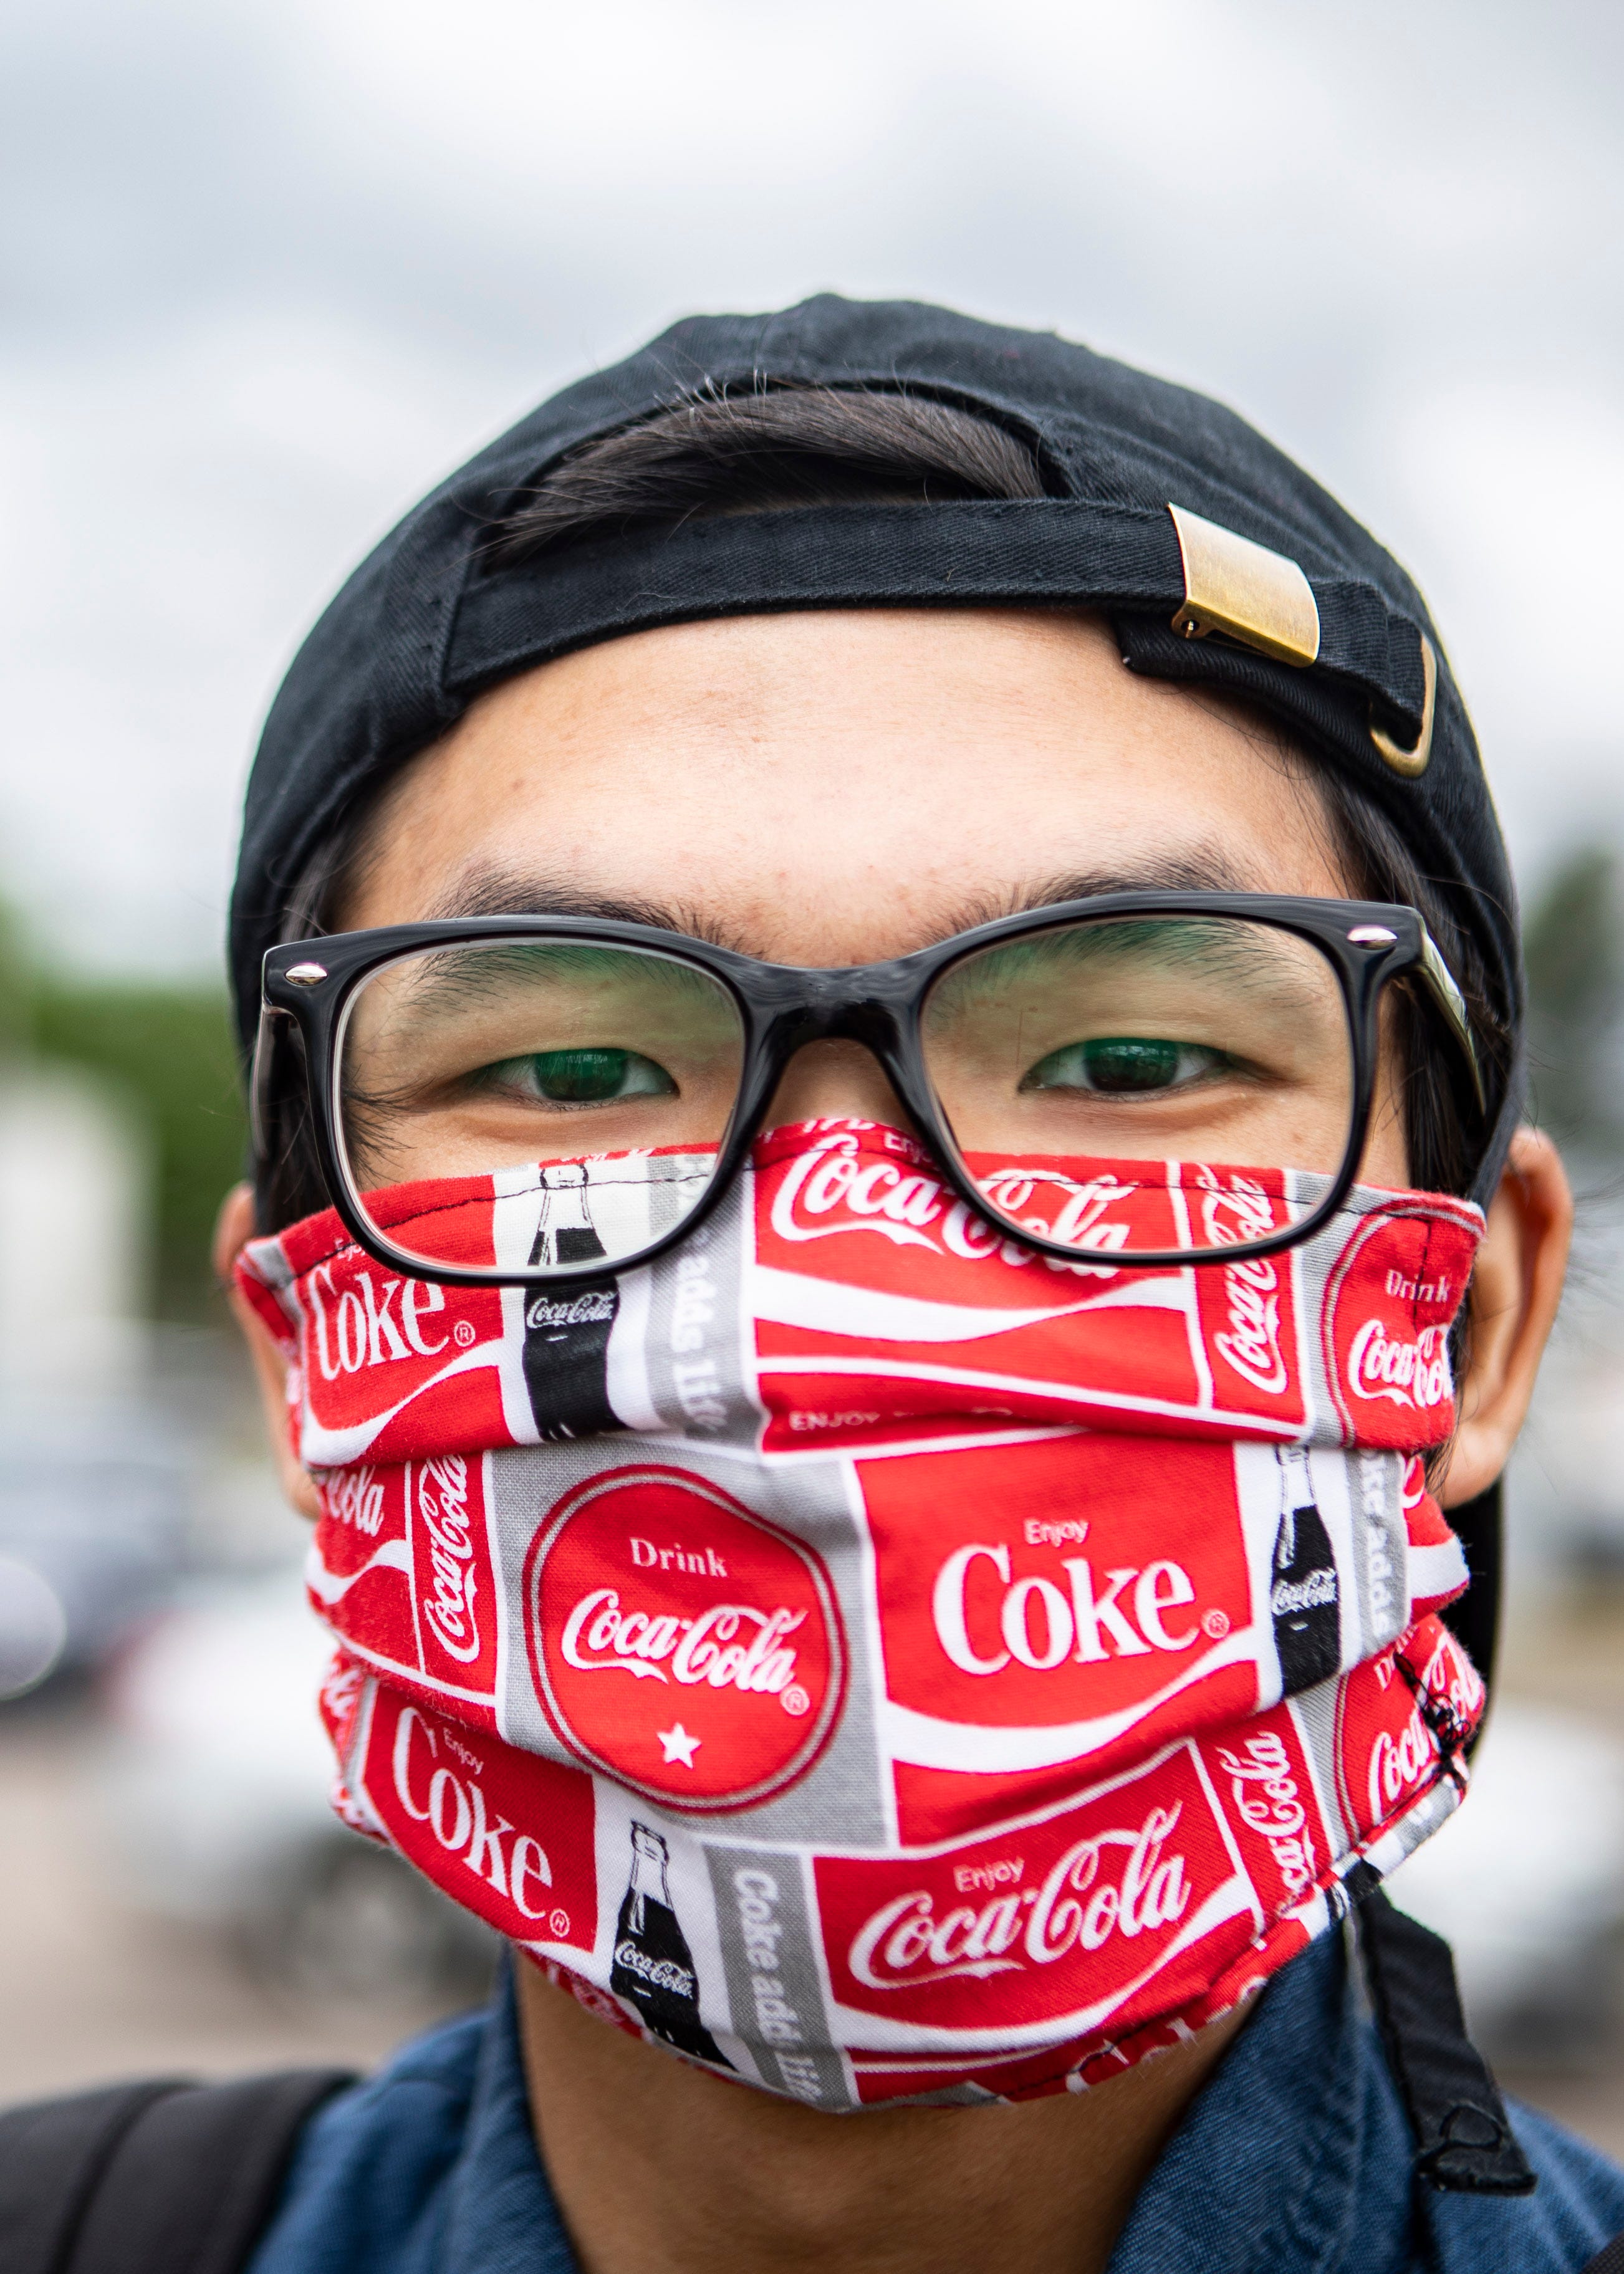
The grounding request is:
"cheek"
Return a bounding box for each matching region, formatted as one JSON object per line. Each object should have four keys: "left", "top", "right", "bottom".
{"left": 1358, "top": 1025, "right": 1412, "bottom": 1189}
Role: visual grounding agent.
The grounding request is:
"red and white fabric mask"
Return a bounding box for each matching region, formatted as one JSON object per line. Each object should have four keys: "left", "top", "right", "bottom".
{"left": 238, "top": 1118, "right": 1485, "bottom": 2109}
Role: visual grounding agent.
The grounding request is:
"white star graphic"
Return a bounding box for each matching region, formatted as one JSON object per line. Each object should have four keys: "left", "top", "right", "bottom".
{"left": 657, "top": 1722, "right": 701, "bottom": 1768}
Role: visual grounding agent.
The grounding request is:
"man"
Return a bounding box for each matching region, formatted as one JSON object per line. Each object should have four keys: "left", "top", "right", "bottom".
{"left": 7, "top": 297, "right": 1620, "bottom": 2273}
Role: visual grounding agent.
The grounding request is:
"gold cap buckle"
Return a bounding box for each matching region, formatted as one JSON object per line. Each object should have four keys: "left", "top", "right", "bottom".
{"left": 1167, "top": 502, "right": 1320, "bottom": 669}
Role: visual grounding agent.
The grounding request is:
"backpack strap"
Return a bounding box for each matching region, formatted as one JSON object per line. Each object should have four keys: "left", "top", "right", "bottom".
{"left": 1436, "top": 1479, "right": 1503, "bottom": 1750}
{"left": 1357, "top": 1889, "right": 1534, "bottom": 2195}
{"left": 1582, "top": 2238, "right": 1624, "bottom": 2274}
{"left": 0, "top": 2069, "right": 355, "bottom": 2274}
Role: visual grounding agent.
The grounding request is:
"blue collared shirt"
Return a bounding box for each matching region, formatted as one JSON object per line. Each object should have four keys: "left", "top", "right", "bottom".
{"left": 249, "top": 1934, "right": 1624, "bottom": 2274}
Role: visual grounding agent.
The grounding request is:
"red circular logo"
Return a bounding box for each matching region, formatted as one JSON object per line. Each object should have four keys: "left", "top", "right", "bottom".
{"left": 523, "top": 1465, "right": 845, "bottom": 1810}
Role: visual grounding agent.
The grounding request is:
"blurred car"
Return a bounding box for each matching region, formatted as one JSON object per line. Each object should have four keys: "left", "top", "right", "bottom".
{"left": 0, "top": 1398, "right": 191, "bottom": 1699}
{"left": 1388, "top": 1700, "right": 1624, "bottom": 2064}
{"left": 97, "top": 1566, "right": 495, "bottom": 2008}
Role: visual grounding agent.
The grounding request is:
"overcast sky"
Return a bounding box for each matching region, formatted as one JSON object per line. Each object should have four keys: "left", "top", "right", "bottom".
{"left": 3, "top": 0, "right": 1622, "bottom": 977}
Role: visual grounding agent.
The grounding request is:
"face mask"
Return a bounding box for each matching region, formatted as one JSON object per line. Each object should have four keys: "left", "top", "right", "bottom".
{"left": 239, "top": 1119, "right": 1484, "bottom": 2108}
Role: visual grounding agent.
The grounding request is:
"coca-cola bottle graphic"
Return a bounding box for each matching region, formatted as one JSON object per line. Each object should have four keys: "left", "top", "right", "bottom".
{"left": 610, "top": 1823, "right": 732, "bottom": 2066}
{"left": 523, "top": 1163, "right": 621, "bottom": 1441}
{"left": 1270, "top": 1446, "right": 1341, "bottom": 1693}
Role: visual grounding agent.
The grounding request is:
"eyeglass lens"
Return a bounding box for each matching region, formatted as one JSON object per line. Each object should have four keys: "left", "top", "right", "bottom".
{"left": 921, "top": 916, "right": 1354, "bottom": 1256}
{"left": 335, "top": 916, "right": 1357, "bottom": 1274}
{"left": 338, "top": 939, "right": 746, "bottom": 1272}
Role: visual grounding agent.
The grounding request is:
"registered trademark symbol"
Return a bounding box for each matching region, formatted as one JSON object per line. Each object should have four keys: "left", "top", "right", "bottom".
{"left": 1203, "top": 1609, "right": 1231, "bottom": 1639}
{"left": 549, "top": 1909, "right": 570, "bottom": 1939}
{"left": 453, "top": 1320, "right": 476, "bottom": 1348}
{"left": 779, "top": 1684, "right": 810, "bottom": 1717}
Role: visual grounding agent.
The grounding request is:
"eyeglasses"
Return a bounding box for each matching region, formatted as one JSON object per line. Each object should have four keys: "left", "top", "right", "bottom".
{"left": 253, "top": 894, "right": 1484, "bottom": 1288}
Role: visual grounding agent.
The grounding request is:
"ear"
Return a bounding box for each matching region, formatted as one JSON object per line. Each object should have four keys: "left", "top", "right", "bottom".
{"left": 214, "top": 1181, "right": 320, "bottom": 1523}
{"left": 1439, "top": 1128, "right": 1572, "bottom": 1509}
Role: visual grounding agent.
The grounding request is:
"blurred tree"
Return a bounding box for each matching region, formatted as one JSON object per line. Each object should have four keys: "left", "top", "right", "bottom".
{"left": 0, "top": 900, "right": 33, "bottom": 1060}
{"left": 1524, "top": 847, "right": 1624, "bottom": 1154}
{"left": 32, "top": 983, "right": 245, "bottom": 1321}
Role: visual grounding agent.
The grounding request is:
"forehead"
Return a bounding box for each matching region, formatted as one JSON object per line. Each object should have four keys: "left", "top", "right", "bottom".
{"left": 344, "top": 608, "right": 1350, "bottom": 957}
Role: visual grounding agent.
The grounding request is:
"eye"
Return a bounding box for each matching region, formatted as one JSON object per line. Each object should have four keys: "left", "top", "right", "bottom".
{"left": 1018, "top": 1037, "right": 1234, "bottom": 1096}
{"left": 479, "top": 1047, "right": 678, "bottom": 1104}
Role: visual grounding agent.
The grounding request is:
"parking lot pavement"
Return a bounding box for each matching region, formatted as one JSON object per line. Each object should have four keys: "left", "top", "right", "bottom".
{"left": 0, "top": 1698, "right": 466, "bottom": 2103}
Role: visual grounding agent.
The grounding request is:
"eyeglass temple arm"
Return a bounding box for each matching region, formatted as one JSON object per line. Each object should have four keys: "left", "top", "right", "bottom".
{"left": 1415, "top": 928, "right": 1486, "bottom": 1111}
{"left": 247, "top": 1003, "right": 279, "bottom": 1159}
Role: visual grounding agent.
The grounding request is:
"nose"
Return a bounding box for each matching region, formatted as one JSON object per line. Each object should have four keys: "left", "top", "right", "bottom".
{"left": 763, "top": 1037, "right": 920, "bottom": 1137}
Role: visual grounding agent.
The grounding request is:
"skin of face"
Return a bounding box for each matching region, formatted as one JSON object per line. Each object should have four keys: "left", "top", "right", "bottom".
{"left": 216, "top": 606, "right": 1572, "bottom": 2274}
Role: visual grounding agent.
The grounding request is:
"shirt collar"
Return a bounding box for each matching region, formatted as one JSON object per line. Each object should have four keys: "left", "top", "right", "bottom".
{"left": 439, "top": 1960, "right": 579, "bottom": 2274}
{"left": 1107, "top": 1925, "right": 1404, "bottom": 2274}
{"left": 444, "top": 1932, "right": 1388, "bottom": 2274}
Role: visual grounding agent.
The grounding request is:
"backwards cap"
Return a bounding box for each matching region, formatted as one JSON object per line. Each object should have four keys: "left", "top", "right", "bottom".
{"left": 232, "top": 293, "right": 1521, "bottom": 1202}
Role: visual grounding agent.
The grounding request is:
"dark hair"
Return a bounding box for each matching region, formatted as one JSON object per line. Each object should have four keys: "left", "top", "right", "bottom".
{"left": 255, "top": 384, "right": 1506, "bottom": 1234}
{"left": 490, "top": 384, "right": 1054, "bottom": 557}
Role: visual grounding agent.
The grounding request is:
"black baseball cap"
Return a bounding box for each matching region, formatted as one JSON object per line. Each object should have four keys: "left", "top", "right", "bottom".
{"left": 232, "top": 293, "right": 1521, "bottom": 1199}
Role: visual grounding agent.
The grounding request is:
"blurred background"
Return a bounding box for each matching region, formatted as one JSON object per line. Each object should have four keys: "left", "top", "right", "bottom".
{"left": 6, "top": 0, "right": 1624, "bottom": 2146}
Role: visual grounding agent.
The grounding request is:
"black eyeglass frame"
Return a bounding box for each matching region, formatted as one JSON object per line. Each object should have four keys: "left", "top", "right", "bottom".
{"left": 253, "top": 893, "right": 1485, "bottom": 1290}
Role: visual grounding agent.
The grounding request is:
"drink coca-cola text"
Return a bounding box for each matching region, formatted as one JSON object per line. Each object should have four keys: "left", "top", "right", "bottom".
{"left": 1347, "top": 1320, "right": 1451, "bottom": 1411}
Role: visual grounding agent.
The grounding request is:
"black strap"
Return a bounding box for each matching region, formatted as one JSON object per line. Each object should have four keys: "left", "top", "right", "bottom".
{"left": 1437, "top": 1478, "right": 1504, "bottom": 1730}
{"left": 0, "top": 2068, "right": 355, "bottom": 2274}
{"left": 1358, "top": 1891, "right": 1535, "bottom": 2195}
{"left": 1582, "top": 2237, "right": 1624, "bottom": 2273}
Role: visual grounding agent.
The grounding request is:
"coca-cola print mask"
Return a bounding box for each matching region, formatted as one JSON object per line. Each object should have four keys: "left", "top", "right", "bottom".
{"left": 239, "top": 1118, "right": 1486, "bottom": 2109}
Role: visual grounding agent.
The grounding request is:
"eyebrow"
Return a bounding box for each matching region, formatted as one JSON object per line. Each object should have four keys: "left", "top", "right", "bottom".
{"left": 424, "top": 848, "right": 1267, "bottom": 962}
{"left": 425, "top": 867, "right": 742, "bottom": 947}
{"left": 955, "top": 851, "right": 1263, "bottom": 931}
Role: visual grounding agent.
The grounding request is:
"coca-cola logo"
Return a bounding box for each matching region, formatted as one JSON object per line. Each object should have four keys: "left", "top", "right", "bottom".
{"left": 527, "top": 1290, "right": 616, "bottom": 1330}
{"left": 1200, "top": 1174, "right": 1288, "bottom": 1396}
{"left": 1269, "top": 1568, "right": 1335, "bottom": 1617}
{"left": 1216, "top": 1730, "right": 1316, "bottom": 1899}
{"left": 562, "top": 1593, "right": 808, "bottom": 1694}
{"left": 1347, "top": 1320, "right": 1451, "bottom": 1411}
{"left": 1322, "top": 1207, "right": 1479, "bottom": 1444}
{"left": 1213, "top": 1255, "right": 1286, "bottom": 1396}
{"left": 1342, "top": 1629, "right": 1484, "bottom": 1838}
{"left": 612, "top": 1940, "right": 696, "bottom": 2000}
{"left": 1422, "top": 1624, "right": 1484, "bottom": 1727}
{"left": 318, "top": 1651, "right": 366, "bottom": 1757}
{"left": 416, "top": 1455, "right": 481, "bottom": 1665}
{"left": 848, "top": 1806, "right": 1191, "bottom": 1990}
{"left": 326, "top": 1464, "right": 386, "bottom": 1536}
{"left": 767, "top": 1128, "right": 1132, "bottom": 1274}
{"left": 1367, "top": 1699, "right": 1434, "bottom": 1825}
{"left": 524, "top": 1466, "right": 844, "bottom": 1810}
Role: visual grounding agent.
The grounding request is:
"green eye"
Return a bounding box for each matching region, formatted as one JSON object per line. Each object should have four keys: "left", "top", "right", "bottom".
{"left": 1019, "top": 1037, "right": 1229, "bottom": 1095}
{"left": 487, "top": 1047, "right": 678, "bottom": 1104}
